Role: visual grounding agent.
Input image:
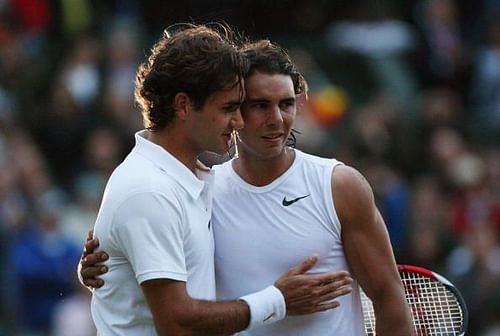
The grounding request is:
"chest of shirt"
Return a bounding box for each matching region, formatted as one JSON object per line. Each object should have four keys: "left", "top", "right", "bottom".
{"left": 212, "top": 185, "right": 341, "bottom": 269}
{"left": 183, "top": 193, "right": 214, "bottom": 259}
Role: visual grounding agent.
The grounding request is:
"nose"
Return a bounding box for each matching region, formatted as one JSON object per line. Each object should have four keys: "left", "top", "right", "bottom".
{"left": 231, "top": 108, "right": 244, "bottom": 130}
{"left": 267, "top": 105, "right": 283, "bottom": 125}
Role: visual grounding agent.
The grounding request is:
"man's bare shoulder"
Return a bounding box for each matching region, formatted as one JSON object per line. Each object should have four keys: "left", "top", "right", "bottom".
{"left": 331, "top": 165, "right": 375, "bottom": 223}
{"left": 332, "top": 165, "right": 372, "bottom": 196}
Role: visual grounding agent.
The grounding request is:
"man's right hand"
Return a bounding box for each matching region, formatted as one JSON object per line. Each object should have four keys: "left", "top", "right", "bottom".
{"left": 274, "top": 256, "right": 353, "bottom": 315}
{"left": 79, "top": 230, "right": 109, "bottom": 289}
{"left": 79, "top": 231, "right": 353, "bottom": 315}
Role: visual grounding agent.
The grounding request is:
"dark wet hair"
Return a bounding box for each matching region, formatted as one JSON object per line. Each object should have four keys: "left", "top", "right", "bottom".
{"left": 240, "top": 39, "right": 307, "bottom": 96}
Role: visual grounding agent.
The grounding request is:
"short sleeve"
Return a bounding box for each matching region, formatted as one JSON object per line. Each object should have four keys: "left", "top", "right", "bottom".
{"left": 111, "top": 191, "right": 187, "bottom": 284}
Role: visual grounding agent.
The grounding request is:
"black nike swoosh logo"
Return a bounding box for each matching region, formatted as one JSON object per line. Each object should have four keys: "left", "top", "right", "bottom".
{"left": 282, "top": 194, "right": 310, "bottom": 206}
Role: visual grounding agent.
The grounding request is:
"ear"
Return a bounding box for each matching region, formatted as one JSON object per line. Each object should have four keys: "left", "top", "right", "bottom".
{"left": 174, "top": 92, "right": 193, "bottom": 121}
{"left": 295, "top": 93, "right": 309, "bottom": 115}
{"left": 296, "top": 92, "right": 308, "bottom": 106}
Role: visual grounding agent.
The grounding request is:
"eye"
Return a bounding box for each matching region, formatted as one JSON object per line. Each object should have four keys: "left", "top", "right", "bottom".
{"left": 280, "top": 100, "right": 296, "bottom": 110}
{"left": 251, "top": 102, "right": 268, "bottom": 109}
{"left": 222, "top": 104, "right": 240, "bottom": 113}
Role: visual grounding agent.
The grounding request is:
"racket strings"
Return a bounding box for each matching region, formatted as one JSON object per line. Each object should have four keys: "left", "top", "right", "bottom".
{"left": 362, "top": 271, "right": 465, "bottom": 335}
{"left": 361, "top": 295, "right": 376, "bottom": 334}
{"left": 401, "top": 272, "right": 463, "bottom": 335}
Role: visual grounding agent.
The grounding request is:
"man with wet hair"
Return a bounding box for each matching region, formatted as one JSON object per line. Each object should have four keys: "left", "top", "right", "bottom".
{"left": 211, "top": 39, "right": 413, "bottom": 335}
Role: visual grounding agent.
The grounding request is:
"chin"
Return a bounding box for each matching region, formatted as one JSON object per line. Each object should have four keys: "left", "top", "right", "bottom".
{"left": 203, "top": 144, "right": 224, "bottom": 156}
{"left": 257, "top": 149, "right": 285, "bottom": 160}
{"left": 273, "top": 147, "right": 289, "bottom": 157}
{"left": 212, "top": 148, "right": 228, "bottom": 156}
{"left": 219, "top": 144, "right": 232, "bottom": 156}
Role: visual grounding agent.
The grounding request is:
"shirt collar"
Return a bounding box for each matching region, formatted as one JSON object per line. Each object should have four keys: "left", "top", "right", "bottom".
{"left": 133, "top": 130, "right": 212, "bottom": 199}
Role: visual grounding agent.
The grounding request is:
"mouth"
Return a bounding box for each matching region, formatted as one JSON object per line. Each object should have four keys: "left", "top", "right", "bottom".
{"left": 262, "top": 133, "right": 284, "bottom": 143}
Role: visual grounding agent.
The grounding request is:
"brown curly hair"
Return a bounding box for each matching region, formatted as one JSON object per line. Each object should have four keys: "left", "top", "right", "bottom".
{"left": 240, "top": 39, "right": 308, "bottom": 96}
{"left": 135, "top": 23, "right": 247, "bottom": 130}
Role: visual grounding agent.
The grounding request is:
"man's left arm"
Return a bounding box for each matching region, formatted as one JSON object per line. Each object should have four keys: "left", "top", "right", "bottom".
{"left": 332, "top": 165, "right": 414, "bottom": 335}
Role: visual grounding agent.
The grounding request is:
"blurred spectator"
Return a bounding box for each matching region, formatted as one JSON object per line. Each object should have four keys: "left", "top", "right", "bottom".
{"left": 0, "top": 133, "right": 28, "bottom": 235}
{"left": 8, "top": 0, "right": 52, "bottom": 57}
{"left": 447, "top": 152, "right": 492, "bottom": 234}
{"left": 325, "top": 16, "right": 415, "bottom": 57}
{"left": 33, "top": 34, "right": 102, "bottom": 187}
{"left": 469, "top": 10, "right": 500, "bottom": 135}
{"left": 428, "top": 127, "right": 466, "bottom": 188}
{"left": 484, "top": 147, "right": 500, "bottom": 221}
{"left": 51, "top": 283, "right": 96, "bottom": 336}
{"left": 324, "top": 6, "right": 419, "bottom": 115}
{"left": 353, "top": 95, "right": 398, "bottom": 158}
{"left": 80, "top": 127, "right": 126, "bottom": 180}
{"left": 59, "top": 35, "right": 101, "bottom": 111}
{"left": 351, "top": 94, "right": 421, "bottom": 175}
{"left": 446, "top": 223, "right": 500, "bottom": 333}
{"left": 420, "top": 86, "right": 462, "bottom": 129}
{"left": 407, "top": 175, "right": 453, "bottom": 270}
{"left": 59, "top": 127, "right": 123, "bottom": 246}
{"left": 0, "top": 132, "right": 29, "bottom": 332}
{"left": 288, "top": 47, "right": 345, "bottom": 153}
{"left": 8, "top": 0, "right": 51, "bottom": 36}
{"left": 61, "top": 171, "right": 105, "bottom": 247}
{"left": 60, "top": 0, "right": 92, "bottom": 38}
{"left": 359, "top": 158, "right": 411, "bottom": 259}
{"left": 0, "top": 14, "right": 28, "bottom": 92}
{"left": 100, "top": 21, "right": 142, "bottom": 136}
{"left": 7, "top": 189, "right": 81, "bottom": 335}
{"left": 9, "top": 129, "right": 53, "bottom": 201}
{"left": 412, "top": 0, "right": 470, "bottom": 93}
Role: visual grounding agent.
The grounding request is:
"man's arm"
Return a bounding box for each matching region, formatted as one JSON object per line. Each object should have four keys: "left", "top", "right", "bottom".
{"left": 79, "top": 236, "right": 353, "bottom": 335}
{"left": 142, "top": 256, "right": 351, "bottom": 335}
{"left": 142, "top": 278, "right": 249, "bottom": 335}
{"left": 332, "top": 165, "right": 414, "bottom": 335}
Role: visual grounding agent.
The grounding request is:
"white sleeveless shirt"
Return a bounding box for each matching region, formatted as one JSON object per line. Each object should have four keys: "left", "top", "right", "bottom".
{"left": 212, "top": 149, "right": 365, "bottom": 335}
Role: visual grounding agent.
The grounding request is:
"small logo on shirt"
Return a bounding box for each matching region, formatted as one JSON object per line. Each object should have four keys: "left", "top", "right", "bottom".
{"left": 282, "top": 194, "right": 310, "bottom": 206}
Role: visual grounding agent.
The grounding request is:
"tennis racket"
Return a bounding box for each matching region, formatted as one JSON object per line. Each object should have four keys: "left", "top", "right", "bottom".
{"left": 361, "top": 264, "right": 468, "bottom": 336}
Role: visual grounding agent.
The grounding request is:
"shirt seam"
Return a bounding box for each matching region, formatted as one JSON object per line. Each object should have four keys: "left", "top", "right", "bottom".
{"left": 136, "top": 270, "right": 188, "bottom": 284}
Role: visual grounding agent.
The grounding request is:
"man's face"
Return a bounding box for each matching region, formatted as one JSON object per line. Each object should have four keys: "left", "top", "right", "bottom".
{"left": 189, "top": 81, "right": 245, "bottom": 155}
{"left": 238, "top": 72, "right": 296, "bottom": 160}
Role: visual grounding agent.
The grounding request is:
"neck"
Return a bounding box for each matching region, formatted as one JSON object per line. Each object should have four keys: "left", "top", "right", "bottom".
{"left": 232, "top": 147, "right": 295, "bottom": 186}
{"left": 147, "top": 127, "right": 200, "bottom": 173}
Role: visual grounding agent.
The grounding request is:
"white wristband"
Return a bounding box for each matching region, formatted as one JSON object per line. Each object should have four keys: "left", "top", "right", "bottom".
{"left": 239, "top": 285, "right": 286, "bottom": 330}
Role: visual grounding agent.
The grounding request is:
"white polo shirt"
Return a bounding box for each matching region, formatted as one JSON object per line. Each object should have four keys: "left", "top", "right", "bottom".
{"left": 91, "top": 130, "right": 215, "bottom": 335}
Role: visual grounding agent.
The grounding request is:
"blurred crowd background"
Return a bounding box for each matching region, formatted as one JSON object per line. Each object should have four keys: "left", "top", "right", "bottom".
{"left": 0, "top": 0, "right": 498, "bottom": 335}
